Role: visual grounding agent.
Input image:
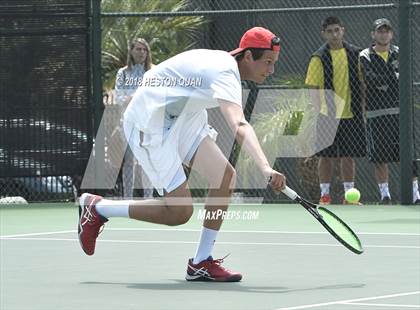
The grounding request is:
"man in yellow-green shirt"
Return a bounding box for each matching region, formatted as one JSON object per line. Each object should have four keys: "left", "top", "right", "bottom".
{"left": 305, "top": 16, "right": 366, "bottom": 205}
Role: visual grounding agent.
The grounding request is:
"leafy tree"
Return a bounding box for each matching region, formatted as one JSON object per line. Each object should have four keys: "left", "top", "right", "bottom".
{"left": 236, "top": 89, "right": 315, "bottom": 189}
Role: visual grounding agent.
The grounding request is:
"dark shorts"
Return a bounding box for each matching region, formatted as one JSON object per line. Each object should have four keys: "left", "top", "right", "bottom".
{"left": 316, "top": 115, "right": 366, "bottom": 157}
{"left": 366, "top": 114, "right": 399, "bottom": 163}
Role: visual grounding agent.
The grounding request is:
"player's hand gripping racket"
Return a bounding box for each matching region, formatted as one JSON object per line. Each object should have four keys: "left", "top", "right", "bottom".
{"left": 278, "top": 184, "right": 364, "bottom": 254}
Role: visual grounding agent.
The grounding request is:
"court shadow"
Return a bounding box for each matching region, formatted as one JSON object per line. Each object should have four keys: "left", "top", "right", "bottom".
{"left": 81, "top": 281, "right": 365, "bottom": 294}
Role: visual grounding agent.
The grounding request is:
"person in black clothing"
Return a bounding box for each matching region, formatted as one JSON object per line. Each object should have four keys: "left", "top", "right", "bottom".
{"left": 359, "top": 18, "right": 420, "bottom": 204}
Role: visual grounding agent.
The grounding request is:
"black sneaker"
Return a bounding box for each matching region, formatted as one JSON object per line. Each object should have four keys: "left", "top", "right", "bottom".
{"left": 380, "top": 196, "right": 392, "bottom": 205}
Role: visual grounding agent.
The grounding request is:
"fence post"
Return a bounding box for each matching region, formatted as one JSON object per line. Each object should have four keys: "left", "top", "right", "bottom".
{"left": 91, "top": 0, "right": 106, "bottom": 189}
{"left": 91, "top": 0, "right": 103, "bottom": 132}
{"left": 398, "top": 0, "right": 414, "bottom": 204}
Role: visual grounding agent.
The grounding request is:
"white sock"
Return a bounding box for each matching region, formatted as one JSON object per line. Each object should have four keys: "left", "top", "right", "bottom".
{"left": 343, "top": 182, "right": 354, "bottom": 193}
{"left": 378, "top": 183, "right": 391, "bottom": 200}
{"left": 413, "top": 180, "right": 420, "bottom": 202}
{"left": 193, "top": 227, "right": 218, "bottom": 264}
{"left": 320, "top": 183, "right": 330, "bottom": 196}
{"left": 95, "top": 199, "right": 130, "bottom": 218}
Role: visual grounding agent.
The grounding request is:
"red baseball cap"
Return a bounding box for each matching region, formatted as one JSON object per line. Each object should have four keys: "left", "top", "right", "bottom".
{"left": 229, "top": 27, "right": 281, "bottom": 56}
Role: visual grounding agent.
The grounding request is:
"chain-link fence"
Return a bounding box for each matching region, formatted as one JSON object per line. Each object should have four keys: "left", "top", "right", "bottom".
{"left": 1, "top": 0, "right": 418, "bottom": 203}
{"left": 0, "top": 0, "right": 92, "bottom": 202}
{"left": 413, "top": 3, "right": 420, "bottom": 169}
{"left": 95, "top": 0, "right": 418, "bottom": 204}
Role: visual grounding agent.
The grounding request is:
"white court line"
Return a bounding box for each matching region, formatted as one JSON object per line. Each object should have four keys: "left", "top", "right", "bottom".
{"left": 0, "top": 237, "right": 419, "bottom": 249}
{"left": 0, "top": 230, "right": 76, "bottom": 238}
{"left": 343, "top": 302, "right": 420, "bottom": 308}
{"left": 1, "top": 228, "right": 419, "bottom": 239}
{"left": 105, "top": 228, "right": 420, "bottom": 236}
{"left": 275, "top": 291, "right": 420, "bottom": 310}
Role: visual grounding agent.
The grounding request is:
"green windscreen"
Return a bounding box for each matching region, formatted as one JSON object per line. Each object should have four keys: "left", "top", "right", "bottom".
{"left": 318, "top": 207, "right": 363, "bottom": 253}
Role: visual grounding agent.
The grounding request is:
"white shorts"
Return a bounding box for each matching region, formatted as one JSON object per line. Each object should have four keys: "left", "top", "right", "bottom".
{"left": 123, "top": 110, "right": 217, "bottom": 195}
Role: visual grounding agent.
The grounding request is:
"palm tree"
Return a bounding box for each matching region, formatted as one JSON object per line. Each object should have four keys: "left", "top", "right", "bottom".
{"left": 235, "top": 84, "right": 320, "bottom": 199}
{"left": 101, "top": 0, "right": 206, "bottom": 90}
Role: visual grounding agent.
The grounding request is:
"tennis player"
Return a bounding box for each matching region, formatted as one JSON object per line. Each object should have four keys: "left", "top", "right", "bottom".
{"left": 78, "top": 27, "right": 286, "bottom": 282}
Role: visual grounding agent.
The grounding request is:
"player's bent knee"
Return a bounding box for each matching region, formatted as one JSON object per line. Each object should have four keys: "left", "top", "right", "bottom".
{"left": 167, "top": 205, "right": 193, "bottom": 226}
{"left": 179, "top": 205, "right": 193, "bottom": 224}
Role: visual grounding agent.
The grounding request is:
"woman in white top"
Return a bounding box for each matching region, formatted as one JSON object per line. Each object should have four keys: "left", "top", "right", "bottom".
{"left": 114, "top": 38, "right": 154, "bottom": 199}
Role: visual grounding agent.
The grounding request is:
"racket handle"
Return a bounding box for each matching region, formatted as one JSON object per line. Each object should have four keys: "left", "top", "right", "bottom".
{"left": 281, "top": 186, "right": 299, "bottom": 200}
{"left": 268, "top": 177, "right": 299, "bottom": 200}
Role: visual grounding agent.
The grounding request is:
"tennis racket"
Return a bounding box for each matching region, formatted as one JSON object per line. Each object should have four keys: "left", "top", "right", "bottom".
{"left": 230, "top": 84, "right": 363, "bottom": 254}
{"left": 279, "top": 185, "right": 364, "bottom": 254}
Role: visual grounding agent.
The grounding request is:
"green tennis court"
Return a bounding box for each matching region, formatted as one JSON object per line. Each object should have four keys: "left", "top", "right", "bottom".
{"left": 1, "top": 202, "right": 419, "bottom": 310}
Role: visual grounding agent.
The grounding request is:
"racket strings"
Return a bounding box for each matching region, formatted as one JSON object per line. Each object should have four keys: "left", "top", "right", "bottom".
{"left": 318, "top": 207, "right": 363, "bottom": 253}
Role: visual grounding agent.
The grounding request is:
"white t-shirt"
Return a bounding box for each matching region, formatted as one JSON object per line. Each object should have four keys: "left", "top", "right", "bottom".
{"left": 124, "top": 49, "right": 242, "bottom": 132}
{"left": 114, "top": 64, "right": 146, "bottom": 106}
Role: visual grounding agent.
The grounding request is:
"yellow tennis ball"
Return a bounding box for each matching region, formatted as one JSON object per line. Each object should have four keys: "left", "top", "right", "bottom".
{"left": 345, "top": 188, "right": 361, "bottom": 203}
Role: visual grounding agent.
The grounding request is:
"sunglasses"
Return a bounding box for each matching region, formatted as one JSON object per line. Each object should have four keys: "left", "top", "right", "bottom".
{"left": 271, "top": 36, "right": 281, "bottom": 48}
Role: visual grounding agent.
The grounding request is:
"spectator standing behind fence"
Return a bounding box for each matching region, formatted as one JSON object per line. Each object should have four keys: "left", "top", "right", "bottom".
{"left": 114, "top": 38, "right": 154, "bottom": 199}
{"left": 359, "top": 18, "right": 420, "bottom": 204}
{"left": 305, "top": 16, "right": 366, "bottom": 205}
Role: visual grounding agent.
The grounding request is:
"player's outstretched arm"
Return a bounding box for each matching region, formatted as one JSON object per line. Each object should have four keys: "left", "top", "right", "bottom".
{"left": 219, "top": 99, "right": 286, "bottom": 191}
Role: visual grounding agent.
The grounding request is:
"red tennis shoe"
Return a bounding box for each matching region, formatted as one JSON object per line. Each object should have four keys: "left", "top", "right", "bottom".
{"left": 319, "top": 194, "right": 331, "bottom": 205}
{"left": 186, "top": 256, "right": 242, "bottom": 282}
{"left": 78, "top": 193, "right": 108, "bottom": 256}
